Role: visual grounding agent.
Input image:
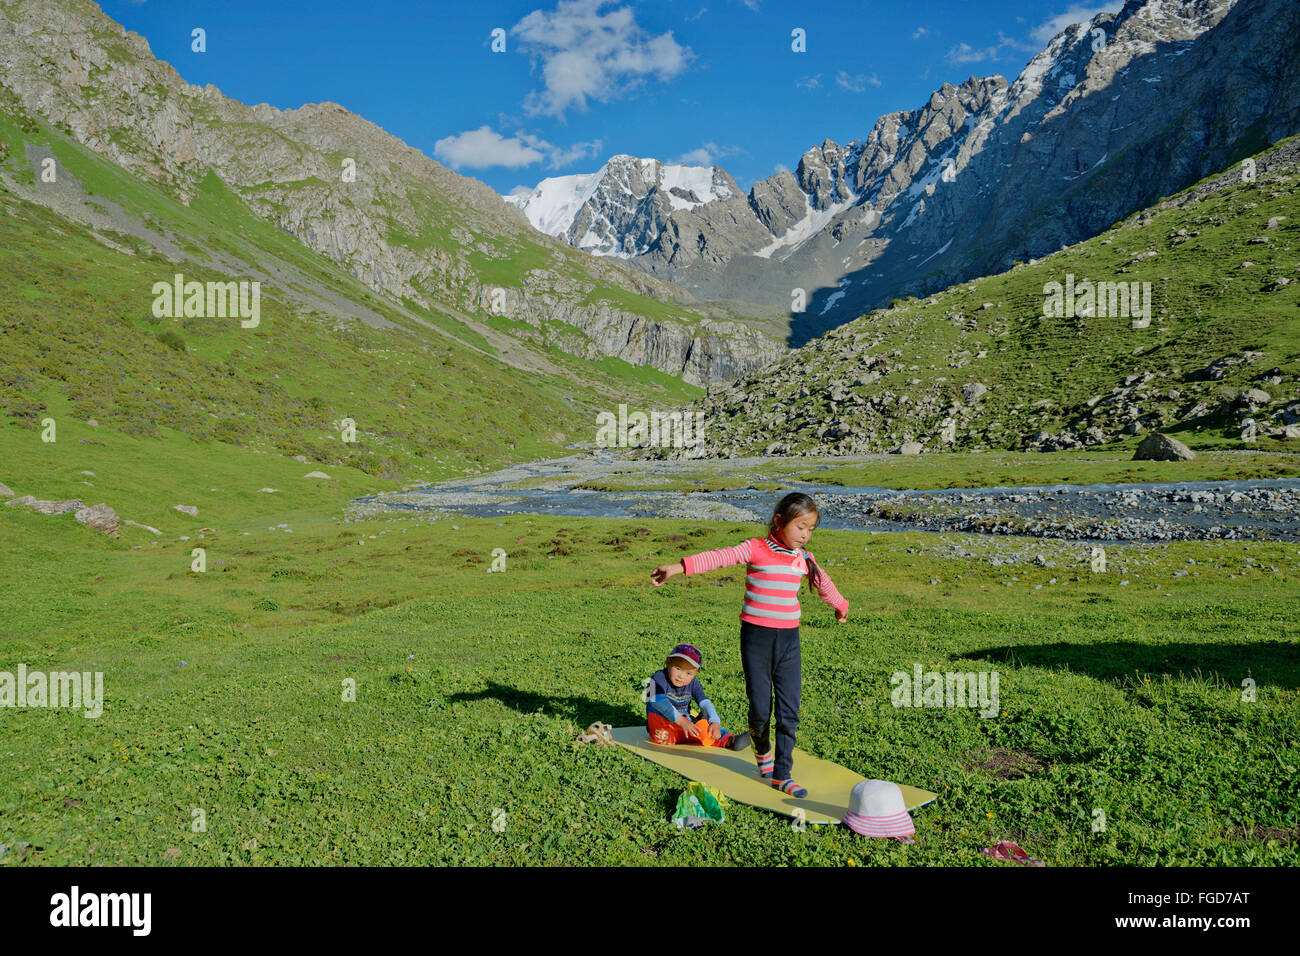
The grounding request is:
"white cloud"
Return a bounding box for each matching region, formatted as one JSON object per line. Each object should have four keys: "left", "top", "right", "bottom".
{"left": 945, "top": 31, "right": 1037, "bottom": 64}
{"left": 836, "top": 71, "right": 881, "bottom": 92}
{"left": 669, "top": 141, "right": 739, "bottom": 166}
{"left": 548, "top": 138, "right": 605, "bottom": 166}
{"left": 433, "top": 126, "right": 601, "bottom": 169}
{"left": 796, "top": 73, "right": 823, "bottom": 90}
{"left": 913, "top": 26, "right": 929, "bottom": 39}
{"left": 512, "top": 0, "right": 694, "bottom": 118}
{"left": 672, "top": 147, "right": 714, "bottom": 166}
{"left": 1029, "top": 2, "right": 1124, "bottom": 45}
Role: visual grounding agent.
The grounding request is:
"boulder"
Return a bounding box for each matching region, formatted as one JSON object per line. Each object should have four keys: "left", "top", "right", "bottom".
{"left": 123, "top": 519, "right": 162, "bottom": 535}
{"left": 74, "top": 503, "right": 119, "bottom": 536}
{"left": 1188, "top": 355, "right": 1249, "bottom": 381}
{"left": 893, "top": 442, "right": 923, "bottom": 455}
{"left": 0, "top": 481, "right": 13, "bottom": 498}
{"left": 1275, "top": 402, "right": 1300, "bottom": 425}
{"left": 173, "top": 504, "right": 199, "bottom": 516}
{"left": 962, "top": 382, "right": 988, "bottom": 403}
{"left": 304, "top": 471, "right": 331, "bottom": 479}
{"left": 1133, "top": 434, "right": 1195, "bottom": 461}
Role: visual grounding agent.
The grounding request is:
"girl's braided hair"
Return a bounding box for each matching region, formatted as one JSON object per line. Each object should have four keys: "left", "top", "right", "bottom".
{"left": 769, "top": 492, "right": 822, "bottom": 591}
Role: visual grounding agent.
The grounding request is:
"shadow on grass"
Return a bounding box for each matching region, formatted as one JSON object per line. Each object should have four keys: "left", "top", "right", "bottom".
{"left": 966, "top": 640, "right": 1300, "bottom": 689}
{"left": 447, "top": 680, "right": 643, "bottom": 726}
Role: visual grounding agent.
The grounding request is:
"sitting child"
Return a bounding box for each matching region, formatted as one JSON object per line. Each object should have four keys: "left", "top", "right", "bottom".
{"left": 645, "top": 643, "right": 751, "bottom": 750}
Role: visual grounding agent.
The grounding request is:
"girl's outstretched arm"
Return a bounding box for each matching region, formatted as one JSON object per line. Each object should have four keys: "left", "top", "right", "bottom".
{"left": 651, "top": 539, "right": 754, "bottom": 586}
{"left": 681, "top": 539, "right": 754, "bottom": 575}
{"left": 651, "top": 560, "right": 684, "bottom": 586}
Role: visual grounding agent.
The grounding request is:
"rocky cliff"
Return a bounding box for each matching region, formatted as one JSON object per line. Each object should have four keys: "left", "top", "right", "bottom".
{"left": 0, "top": 0, "right": 787, "bottom": 384}
{"left": 510, "top": 0, "right": 1300, "bottom": 343}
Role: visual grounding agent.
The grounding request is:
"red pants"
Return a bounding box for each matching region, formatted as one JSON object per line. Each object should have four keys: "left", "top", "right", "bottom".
{"left": 647, "top": 712, "right": 728, "bottom": 747}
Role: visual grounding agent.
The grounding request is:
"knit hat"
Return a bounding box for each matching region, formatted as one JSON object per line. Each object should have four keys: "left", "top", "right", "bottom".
{"left": 842, "top": 780, "right": 915, "bottom": 838}
{"left": 667, "top": 643, "right": 703, "bottom": 668}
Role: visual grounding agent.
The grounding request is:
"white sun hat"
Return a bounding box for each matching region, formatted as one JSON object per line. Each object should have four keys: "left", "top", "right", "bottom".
{"left": 842, "top": 779, "right": 915, "bottom": 837}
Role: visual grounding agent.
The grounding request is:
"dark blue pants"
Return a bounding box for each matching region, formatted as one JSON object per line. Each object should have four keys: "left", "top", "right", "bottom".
{"left": 740, "top": 620, "right": 801, "bottom": 779}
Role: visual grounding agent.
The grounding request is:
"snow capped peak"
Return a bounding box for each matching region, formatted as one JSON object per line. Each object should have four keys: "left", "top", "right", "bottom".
{"left": 504, "top": 154, "right": 734, "bottom": 249}
{"left": 503, "top": 168, "right": 607, "bottom": 238}
{"left": 1005, "top": 0, "right": 1237, "bottom": 121}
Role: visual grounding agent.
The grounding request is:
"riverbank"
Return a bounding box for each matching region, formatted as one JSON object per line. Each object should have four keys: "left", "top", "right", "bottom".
{"left": 352, "top": 450, "right": 1300, "bottom": 542}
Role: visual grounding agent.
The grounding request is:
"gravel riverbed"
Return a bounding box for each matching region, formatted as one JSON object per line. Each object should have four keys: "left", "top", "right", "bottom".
{"left": 348, "top": 451, "right": 1300, "bottom": 542}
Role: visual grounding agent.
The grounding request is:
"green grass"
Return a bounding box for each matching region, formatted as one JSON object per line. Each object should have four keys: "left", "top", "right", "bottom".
{"left": 560, "top": 450, "right": 1300, "bottom": 493}
{"left": 579, "top": 284, "right": 696, "bottom": 325}
{"left": 1, "top": 491, "right": 1295, "bottom": 865}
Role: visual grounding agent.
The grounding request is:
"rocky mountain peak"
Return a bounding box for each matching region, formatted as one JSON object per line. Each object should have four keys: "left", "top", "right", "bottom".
{"left": 507, "top": 0, "right": 1295, "bottom": 345}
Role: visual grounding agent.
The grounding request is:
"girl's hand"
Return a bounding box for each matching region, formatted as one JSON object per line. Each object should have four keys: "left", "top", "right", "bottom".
{"left": 677, "top": 716, "right": 701, "bottom": 738}
{"left": 835, "top": 606, "right": 849, "bottom": 623}
{"left": 651, "top": 562, "right": 682, "bottom": 586}
{"left": 709, "top": 721, "right": 722, "bottom": 740}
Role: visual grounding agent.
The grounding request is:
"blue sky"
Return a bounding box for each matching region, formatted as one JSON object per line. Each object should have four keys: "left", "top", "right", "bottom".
{"left": 104, "top": 0, "right": 1122, "bottom": 196}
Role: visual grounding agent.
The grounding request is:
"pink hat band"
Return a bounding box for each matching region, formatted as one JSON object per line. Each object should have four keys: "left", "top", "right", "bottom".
{"left": 842, "top": 808, "right": 915, "bottom": 838}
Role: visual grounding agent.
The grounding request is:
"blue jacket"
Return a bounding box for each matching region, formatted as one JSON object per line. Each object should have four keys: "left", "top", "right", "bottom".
{"left": 646, "top": 668, "right": 720, "bottom": 725}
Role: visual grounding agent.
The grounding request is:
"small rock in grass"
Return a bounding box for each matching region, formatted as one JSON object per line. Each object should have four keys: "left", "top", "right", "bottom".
{"left": 174, "top": 504, "right": 199, "bottom": 516}
{"left": 74, "top": 503, "right": 119, "bottom": 537}
{"left": 304, "top": 471, "right": 331, "bottom": 479}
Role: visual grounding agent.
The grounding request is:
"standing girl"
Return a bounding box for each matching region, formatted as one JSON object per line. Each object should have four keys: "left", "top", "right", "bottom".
{"left": 650, "top": 493, "right": 848, "bottom": 798}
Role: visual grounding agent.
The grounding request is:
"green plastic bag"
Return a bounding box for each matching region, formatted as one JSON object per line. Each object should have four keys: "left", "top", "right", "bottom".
{"left": 671, "top": 782, "right": 728, "bottom": 829}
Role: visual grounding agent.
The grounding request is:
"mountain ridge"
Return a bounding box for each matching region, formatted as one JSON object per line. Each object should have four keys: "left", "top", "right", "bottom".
{"left": 505, "top": 0, "right": 1300, "bottom": 344}
{"left": 0, "top": 0, "right": 788, "bottom": 384}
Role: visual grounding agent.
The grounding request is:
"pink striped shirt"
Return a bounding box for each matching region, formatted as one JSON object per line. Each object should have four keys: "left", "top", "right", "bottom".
{"left": 681, "top": 535, "right": 848, "bottom": 628}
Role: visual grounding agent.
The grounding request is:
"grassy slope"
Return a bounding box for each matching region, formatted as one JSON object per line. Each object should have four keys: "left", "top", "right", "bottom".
{"left": 0, "top": 100, "right": 703, "bottom": 487}
{"left": 703, "top": 135, "right": 1300, "bottom": 456}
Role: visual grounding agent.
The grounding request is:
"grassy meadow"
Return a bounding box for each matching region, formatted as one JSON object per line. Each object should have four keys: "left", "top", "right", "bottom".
{"left": 1, "top": 416, "right": 1296, "bottom": 866}
{"left": 0, "top": 71, "right": 1296, "bottom": 870}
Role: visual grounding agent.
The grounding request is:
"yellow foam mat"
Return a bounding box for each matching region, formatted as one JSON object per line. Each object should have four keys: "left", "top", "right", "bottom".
{"left": 611, "top": 726, "right": 938, "bottom": 825}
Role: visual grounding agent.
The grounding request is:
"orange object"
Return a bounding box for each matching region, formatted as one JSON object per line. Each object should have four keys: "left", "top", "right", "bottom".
{"left": 647, "top": 713, "right": 723, "bottom": 747}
